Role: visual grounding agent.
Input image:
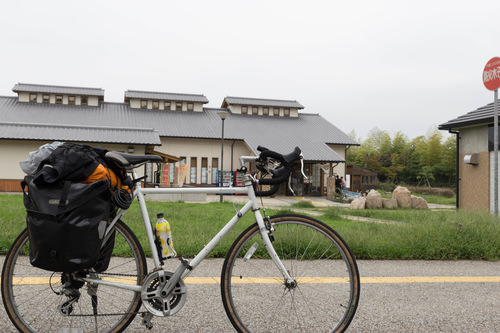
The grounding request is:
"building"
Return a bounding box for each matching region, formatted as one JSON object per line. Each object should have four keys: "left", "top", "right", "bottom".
{"left": 439, "top": 100, "right": 498, "bottom": 210}
{"left": 0, "top": 83, "right": 359, "bottom": 196}
{"left": 346, "top": 165, "right": 378, "bottom": 193}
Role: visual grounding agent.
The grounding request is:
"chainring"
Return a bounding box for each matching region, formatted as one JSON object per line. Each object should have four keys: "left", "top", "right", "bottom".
{"left": 141, "top": 270, "right": 187, "bottom": 317}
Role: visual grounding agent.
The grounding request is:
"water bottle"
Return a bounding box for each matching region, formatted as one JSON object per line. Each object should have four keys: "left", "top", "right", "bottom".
{"left": 155, "top": 213, "right": 177, "bottom": 259}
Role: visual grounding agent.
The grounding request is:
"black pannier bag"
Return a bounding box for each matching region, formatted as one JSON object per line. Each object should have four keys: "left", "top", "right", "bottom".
{"left": 22, "top": 176, "right": 114, "bottom": 272}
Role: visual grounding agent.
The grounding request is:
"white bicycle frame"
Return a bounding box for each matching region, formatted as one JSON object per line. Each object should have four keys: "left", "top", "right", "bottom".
{"left": 82, "top": 155, "right": 295, "bottom": 293}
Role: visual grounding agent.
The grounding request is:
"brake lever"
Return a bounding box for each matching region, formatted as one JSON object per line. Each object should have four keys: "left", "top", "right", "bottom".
{"left": 300, "top": 153, "right": 308, "bottom": 180}
{"left": 288, "top": 174, "right": 296, "bottom": 196}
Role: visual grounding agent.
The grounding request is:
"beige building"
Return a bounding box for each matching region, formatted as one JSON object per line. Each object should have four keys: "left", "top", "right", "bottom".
{"left": 439, "top": 102, "right": 498, "bottom": 210}
{"left": 0, "top": 83, "right": 358, "bottom": 196}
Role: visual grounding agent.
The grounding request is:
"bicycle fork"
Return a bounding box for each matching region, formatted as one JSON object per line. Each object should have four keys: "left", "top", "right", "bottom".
{"left": 256, "top": 214, "right": 296, "bottom": 287}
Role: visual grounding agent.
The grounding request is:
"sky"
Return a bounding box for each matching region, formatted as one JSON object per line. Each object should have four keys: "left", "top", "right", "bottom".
{"left": 1, "top": 0, "right": 499, "bottom": 142}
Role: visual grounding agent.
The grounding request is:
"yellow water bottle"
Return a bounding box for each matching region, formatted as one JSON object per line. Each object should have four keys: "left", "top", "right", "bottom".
{"left": 155, "top": 213, "right": 176, "bottom": 259}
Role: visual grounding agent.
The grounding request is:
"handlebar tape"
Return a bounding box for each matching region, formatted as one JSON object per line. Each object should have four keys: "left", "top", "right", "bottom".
{"left": 255, "top": 146, "right": 302, "bottom": 189}
{"left": 258, "top": 166, "right": 290, "bottom": 185}
{"left": 257, "top": 146, "right": 302, "bottom": 164}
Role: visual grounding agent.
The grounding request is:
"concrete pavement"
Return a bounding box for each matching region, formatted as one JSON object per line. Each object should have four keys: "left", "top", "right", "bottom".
{"left": 1, "top": 258, "right": 498, "bottom": 332}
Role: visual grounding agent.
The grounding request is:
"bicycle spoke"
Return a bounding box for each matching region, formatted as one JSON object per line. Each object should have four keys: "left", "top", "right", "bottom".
{"left": 221, "top": 215, "right": 359, "bottom": 333}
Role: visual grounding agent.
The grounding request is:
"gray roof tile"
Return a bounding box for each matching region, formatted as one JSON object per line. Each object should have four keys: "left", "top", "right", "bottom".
{"left": 124, "top": 90, "right": 209, "bottom": 103}
{"left": 222, "top": 96, "right": 304, "bottom": 109}
{"left": 0, "top": 96, "right": 357, "bottom": 162}
{"left": 0, "top": 121, "right": 160, "bottom": 145}
{"left": 12, "top": 83, "right": 104, "bottom": 97}
{"left": 439, "top": 102, "right": 496, "bottom": 130}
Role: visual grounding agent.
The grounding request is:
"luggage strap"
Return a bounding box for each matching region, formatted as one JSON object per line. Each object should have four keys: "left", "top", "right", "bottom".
{"left": 58, "top": 181, "right": 72, "bottom": 210}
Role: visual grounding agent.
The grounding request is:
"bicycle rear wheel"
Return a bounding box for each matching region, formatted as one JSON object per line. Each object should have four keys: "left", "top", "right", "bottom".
{"left": 1, "top": 220, "right": 147, "bottom": 333}
{"left": 221, "top": 214, "right": 360, "bottom": 333}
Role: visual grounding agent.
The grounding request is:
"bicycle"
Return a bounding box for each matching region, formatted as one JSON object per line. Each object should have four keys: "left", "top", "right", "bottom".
{"left": 2, "top": 146, "right": 360, "bottom": 333}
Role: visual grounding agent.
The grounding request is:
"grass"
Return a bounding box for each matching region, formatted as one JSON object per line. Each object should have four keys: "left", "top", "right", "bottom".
{"left": 1, "top": 194, "right": 498, "bottom": 260}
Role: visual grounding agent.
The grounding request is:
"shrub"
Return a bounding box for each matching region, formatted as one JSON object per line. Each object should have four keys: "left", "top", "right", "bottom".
{"left": 379, "top": 181, "right": 397, "bottom": 193}
{"left": 407, "top": 186, "right": 455, "bottom": 198}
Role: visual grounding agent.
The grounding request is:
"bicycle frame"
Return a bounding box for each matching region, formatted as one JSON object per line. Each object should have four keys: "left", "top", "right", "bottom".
{"left": 82, "top": 155, "right": 295, "bottom": 293}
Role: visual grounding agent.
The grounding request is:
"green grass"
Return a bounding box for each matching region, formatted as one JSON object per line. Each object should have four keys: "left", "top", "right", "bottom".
{"left": 1, "top": 194, "right": 498, "bottom": 260}
{"left": 328, "top": 208, "right": 500, "bottom": 260}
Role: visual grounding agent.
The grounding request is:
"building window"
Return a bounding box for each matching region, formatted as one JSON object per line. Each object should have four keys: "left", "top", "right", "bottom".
{"left": 68, "top": 96, "right": 76, "bottom": 105}
{"left": 201, "top": 158, "right": 208, "bottom": 184}
{"left": 140, "top": 100, "right": 148, "bottom": 109}
{"left": 252, "top": 106, "right": 258, "bottom": 115}
{"left": 273, "top": 108, "right": 279, "bottom": 116}
{"left": 284, "top": 108, "right": 290, "bottom": 117}
{"left": 190, "top": 157, "right": 197, "bottom": 183}
{"left": 212, "top": 157, "right": 218, "bottom": 184}
{"left": 81, "top": 96, "right": 88, "bottom": 106}
{"left": 241, "top": 106, "right": 248, "bottom": 114}
{"left": 152, "top": 101, "right": 159, "bottom": 109}
{"left": 29, "top": 93, "right": 37, "bottom": 103}
{"left": 56, "top": 95, "right": 63, "bottom": 104}
{"left": 176, "top": 102, "right": 183, "bottom": 111}
{"left": 42, "top": 95, "right": 50, "bottom": 103}
{"left": 187, "top": 103, "right": 194, "bottom": 111}
{"left": 263, "top": 107, "right": 269, "bottom": 116}
{"left": 164, "top": 101, "right": 171, "bottom": 110}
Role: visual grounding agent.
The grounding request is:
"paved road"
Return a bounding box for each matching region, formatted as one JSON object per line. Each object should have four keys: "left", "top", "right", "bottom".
{"left": 1, "top": 258, "right": 498, "bottom": 332}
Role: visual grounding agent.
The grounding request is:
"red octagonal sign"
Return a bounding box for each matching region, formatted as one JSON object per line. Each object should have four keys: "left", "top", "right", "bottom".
{"left": 483, "top": 57, "right": 500, "bottom": 91}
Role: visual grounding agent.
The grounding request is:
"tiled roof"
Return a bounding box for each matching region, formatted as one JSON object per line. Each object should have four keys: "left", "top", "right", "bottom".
{"left": 124, "top": 90, "right": 209, "bottom": 103}
{"left": 12, "top": 83, "right": 104, "bottom": 97}
{"left": 439, "top": 102, "right": 497, "bottom": 130}
{"left": 0, "top": 96, "right": 357, "bottom": 162}
{"left": 222, "top": 96, "right": 304, "bottom": 109}
{"left": 0, "top": 121, "right": 160, "bottom": 145}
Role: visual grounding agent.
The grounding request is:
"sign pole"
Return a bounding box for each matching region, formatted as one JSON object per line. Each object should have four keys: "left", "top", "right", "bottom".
{"left": 495, "top": 89, "right": 499, "bottom": 223}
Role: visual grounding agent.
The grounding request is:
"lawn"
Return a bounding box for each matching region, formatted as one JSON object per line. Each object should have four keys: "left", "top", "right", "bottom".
{"left": 1, "top": 194, "right": 498, "bottom": 260}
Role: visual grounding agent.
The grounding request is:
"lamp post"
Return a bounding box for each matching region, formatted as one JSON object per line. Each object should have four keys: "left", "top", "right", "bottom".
{"left": 217, "top": 111, "right": 229, "bottom": 203}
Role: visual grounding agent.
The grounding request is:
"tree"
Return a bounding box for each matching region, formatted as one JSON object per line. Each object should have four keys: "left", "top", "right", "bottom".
{"left": 346, "top": 126, "right": 457, "bottom": 187}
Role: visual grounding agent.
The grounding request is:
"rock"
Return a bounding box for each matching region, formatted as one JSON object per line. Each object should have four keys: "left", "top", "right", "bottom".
{"left": 382, "top": 198, "right": 398, "bottom": 209}
{"left": 392, "top": 186, "right": 412, "bottom": 208}
{"left": 350, "top": 197, "right": 366, "bottom": 209}
{"left": 411, "top": 195, "right": 428, "bottom": 209}
{"left": 366, "top": 190, "right": 383, "bottom": 209}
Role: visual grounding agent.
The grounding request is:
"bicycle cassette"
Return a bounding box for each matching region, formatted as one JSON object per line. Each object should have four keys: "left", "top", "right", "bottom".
{"left": 141, "top": 270, "right": 187, "bottom": 317}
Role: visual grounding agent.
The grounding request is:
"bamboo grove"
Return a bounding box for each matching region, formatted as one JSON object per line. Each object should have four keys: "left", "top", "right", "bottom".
{"left": 346, "top": 127, "right": 457, "bottom": 188}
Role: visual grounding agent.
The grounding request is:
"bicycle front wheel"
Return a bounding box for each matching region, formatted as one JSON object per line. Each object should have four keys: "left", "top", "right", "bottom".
{"left": 221, "top": 214, "right": 360, "bottom": 333}
{"left": 1, "top": 220, "right": 147, "bottom": 333}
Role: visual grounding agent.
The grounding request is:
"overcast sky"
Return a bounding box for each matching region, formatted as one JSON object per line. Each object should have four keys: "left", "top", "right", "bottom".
{"left": 1, "top": 0, "right": 499, "bottom": 141}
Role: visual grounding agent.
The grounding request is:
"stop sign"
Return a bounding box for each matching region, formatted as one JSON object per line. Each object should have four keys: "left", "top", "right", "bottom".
{"left": 483, "top": 57, "right": 500, "bottom": 91}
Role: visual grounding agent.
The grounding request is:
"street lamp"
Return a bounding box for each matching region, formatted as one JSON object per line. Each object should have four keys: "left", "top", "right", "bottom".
{"left": 217, "top": 111, "right": 229, "bottom": 203}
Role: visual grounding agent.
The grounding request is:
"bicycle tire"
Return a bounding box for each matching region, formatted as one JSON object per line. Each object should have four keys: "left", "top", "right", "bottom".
{"left": 1, "top": 220, "right": 147, "bottom": 333}
{"left": 221, "top": 214, "right": 360, "bottom": 333}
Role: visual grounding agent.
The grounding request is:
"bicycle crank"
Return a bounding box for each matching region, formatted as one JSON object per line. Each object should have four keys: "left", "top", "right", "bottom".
{"left": 141, "top": 270, "right": 187, "bottom": 317}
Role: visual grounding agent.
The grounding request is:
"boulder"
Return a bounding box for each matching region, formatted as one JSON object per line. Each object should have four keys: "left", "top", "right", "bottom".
{"left": 350, "top": 197, "right": 366, "bottom": 209}
{"left": 411, "top": 195, "right": 429, "bottom": 209}
{"left": 382, "top": 198, "right": 398, "bottom": 209}
{"left": 392, "top": 186, "right": 412, "bottom": 208}
{"left": 366, "top": 190, "right": 383, "bottom": 209}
